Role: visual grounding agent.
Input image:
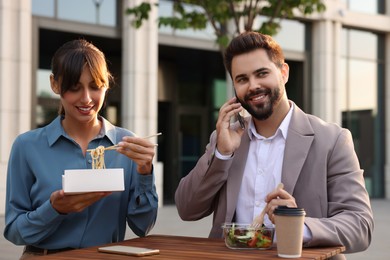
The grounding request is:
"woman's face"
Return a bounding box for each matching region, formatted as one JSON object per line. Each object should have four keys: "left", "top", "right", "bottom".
{"left": 52, "top": 65, "right": 108, "bottom": 125}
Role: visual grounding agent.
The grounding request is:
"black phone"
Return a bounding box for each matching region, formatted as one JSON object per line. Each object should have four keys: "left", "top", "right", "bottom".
{"left": 234, "top": 90, "right": 245, "bottom": 129}
{"left": 236, "top": 107, "right": 245, "bottom": 129}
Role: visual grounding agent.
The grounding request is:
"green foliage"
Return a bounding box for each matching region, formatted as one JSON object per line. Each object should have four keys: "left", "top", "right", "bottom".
{"left": 125, "top": 0, "right": 326, "bottom": 49}
{"left": 125, "top": 2, "right": 154, "bottom": 28}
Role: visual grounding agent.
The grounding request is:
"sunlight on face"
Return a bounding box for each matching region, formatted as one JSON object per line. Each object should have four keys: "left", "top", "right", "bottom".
{"left": 232, "top": 49, "right": 289, "bottom": 120}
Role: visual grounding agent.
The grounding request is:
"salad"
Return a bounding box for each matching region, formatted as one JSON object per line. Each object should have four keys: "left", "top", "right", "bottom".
{"left": 223, "top": 223, "right": 274, "bottom": 249}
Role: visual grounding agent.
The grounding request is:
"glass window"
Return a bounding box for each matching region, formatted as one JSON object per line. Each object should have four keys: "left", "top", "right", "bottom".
{"left": 212, "top": 79, "right": 227, "bottom": 124}
{"left": 341, "top": 30, "right": 377, "bottom": 60}
{"left": 58, "top": 0, "right": 116, "bottom": 26}
{"left": 158, "top": 0, "right": 215, "bottom": 40}
{"left": 36, "top": 69, "right": 60, "bottom": 127}
{"left": 32, "top": 0, "right": 55, "bottom": 17}
{"left": 340, "top": 28, "right": 384, "bottom": 197}
{"left": 158, "top": 0, "right": 304, "bottom": 51}
{"left": 36, "top": 69, "right": 57, "bottom": 99}
{"left": 341, "top": 0, "right": 383, "bottom": 14}
{"left": 32, "top": 0, "right": 117, "bottom": 26}
{"left": 273, "top": 19, "right": 305, "bottom": 52}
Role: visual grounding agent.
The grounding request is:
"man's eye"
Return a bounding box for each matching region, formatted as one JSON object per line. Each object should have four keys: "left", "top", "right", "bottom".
{"left": 256, "top": 71, "right": 268, "bottom": 77}
{"left": 236, "top": 78, "right": 247, "bottom": 83}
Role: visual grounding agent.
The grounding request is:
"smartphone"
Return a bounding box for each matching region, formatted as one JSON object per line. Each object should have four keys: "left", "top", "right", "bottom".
{"left": 98, "top": 245, "right": 160, "bottom": 256}
{"left": 236, "top": 110, "right": 245, "bottom": 129}
{"left": 234, "top": 90, "right": 245, "bottom": 129}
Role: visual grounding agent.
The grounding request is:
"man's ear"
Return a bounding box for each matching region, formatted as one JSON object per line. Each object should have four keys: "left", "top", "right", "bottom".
{"left": 50, "top": 74, "right": 60, "bottom": 94}
{"left": 281, "top": 63, "right": 289, "bottom": 84}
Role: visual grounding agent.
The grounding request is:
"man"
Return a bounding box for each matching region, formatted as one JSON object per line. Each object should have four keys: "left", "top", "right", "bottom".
{"left": 175, "top": 31, "right": 373, "bottom": 258}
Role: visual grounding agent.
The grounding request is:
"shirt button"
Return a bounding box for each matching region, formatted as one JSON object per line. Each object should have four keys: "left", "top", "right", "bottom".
{"left": 255, "top": 201, "right": 261, "bottom": 207}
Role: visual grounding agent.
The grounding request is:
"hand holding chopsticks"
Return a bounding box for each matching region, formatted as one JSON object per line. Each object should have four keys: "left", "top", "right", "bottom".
{"left": 87, "top": 133, "right": 162, "bottom": 153}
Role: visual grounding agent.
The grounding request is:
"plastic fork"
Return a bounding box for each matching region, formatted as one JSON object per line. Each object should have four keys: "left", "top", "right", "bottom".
{"left": 251, "top": 183, "right": 284, "bottom": 229}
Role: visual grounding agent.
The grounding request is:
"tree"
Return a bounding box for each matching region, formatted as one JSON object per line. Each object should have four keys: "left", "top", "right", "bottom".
{"left": 126, "top": 0, "right": 326, "bottom": 51}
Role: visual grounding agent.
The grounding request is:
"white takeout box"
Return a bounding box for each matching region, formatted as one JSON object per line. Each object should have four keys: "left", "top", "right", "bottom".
{"left": 62, "top": 168, "right": 124, "bottom": 194}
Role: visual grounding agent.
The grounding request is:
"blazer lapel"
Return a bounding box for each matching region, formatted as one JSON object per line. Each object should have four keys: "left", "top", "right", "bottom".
{"left": 282, "top": 105, "right": 314, "bottom": 195}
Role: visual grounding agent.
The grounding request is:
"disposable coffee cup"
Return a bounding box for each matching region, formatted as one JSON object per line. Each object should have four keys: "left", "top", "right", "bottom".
{"left": 274, "top": 206, "right": 306, "bottom": 258}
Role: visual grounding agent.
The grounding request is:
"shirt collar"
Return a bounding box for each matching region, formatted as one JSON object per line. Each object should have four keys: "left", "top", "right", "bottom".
{"left": 247, "top": 101, "right": 294, "bottom": 140}
{"left": 46, "top": 116, "right": 117, "bottom": 147}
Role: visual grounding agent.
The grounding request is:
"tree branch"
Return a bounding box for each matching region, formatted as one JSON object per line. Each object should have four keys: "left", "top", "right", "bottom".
{"left": 199, "top": 0, "right": 222, "bottom": 37}
{"left": 228, "top": 0, "right": 241, "bottom": 35}
{"left": 268, "top": 0, "right": 283, "bottom": 24}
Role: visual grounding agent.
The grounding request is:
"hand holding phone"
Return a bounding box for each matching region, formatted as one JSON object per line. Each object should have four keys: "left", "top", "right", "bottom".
{"left": 234, "top": 90, "right": 245, "bottom": 129}
{"left": 236, "top": 112, "right": 245, "bottom": 129}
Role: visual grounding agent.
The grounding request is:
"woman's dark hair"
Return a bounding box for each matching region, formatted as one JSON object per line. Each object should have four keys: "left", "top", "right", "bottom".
{"left": 223, "top": 31, "right": 285, "bottom": 78}
{"left": 51, "top": 39, "right": 113, "bottom": 114}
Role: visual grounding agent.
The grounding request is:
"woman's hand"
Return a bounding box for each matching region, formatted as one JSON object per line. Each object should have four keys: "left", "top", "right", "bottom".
{"left": 50, "top": 190, "right": 111, "bottom": 214}
{"left": 116, "top": 136, "right": 156, "bottom": 174}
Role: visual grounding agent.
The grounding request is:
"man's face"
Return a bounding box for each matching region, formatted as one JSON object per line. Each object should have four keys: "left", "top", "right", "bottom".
{"left": 232, "top": 49, "right": 289, "bottom": 121}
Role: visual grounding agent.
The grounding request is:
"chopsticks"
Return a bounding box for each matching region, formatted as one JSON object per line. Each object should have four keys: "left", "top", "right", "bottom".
{"left": 87, "top": 132, "right": 162, "bottom": 152}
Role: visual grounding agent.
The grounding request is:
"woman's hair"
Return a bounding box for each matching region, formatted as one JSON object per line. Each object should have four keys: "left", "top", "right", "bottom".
{"left": 223, "top": 31, "right": 285, "bottom": 78}
{"left": 51, "top": 39, "right": 113, "bottom": 114}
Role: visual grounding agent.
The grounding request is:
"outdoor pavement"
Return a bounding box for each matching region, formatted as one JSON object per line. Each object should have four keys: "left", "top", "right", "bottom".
{"left": 0, "top": 199, "right": 388, "bottom": 259}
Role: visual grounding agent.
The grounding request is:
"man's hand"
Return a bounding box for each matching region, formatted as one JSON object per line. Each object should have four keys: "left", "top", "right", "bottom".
{"left": 264, "top": 185, "right": 297, "bottom": 223}
{"left": 216, "top": 97, "right": 245, "bottom": 155}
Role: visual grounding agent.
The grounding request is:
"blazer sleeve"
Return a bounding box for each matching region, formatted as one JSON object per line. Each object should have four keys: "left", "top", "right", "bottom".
{"left": 175, "top": 130, "right": 232, "bottom": 220}
{"left": 303, "top": 128, "right": 374, "bottom": 253}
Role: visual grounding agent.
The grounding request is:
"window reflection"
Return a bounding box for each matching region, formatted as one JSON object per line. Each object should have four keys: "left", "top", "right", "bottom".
{"left": 341, "top": 0, "right": 383, "bottom": 14}
{"left": 37, "top": 70, "right": 57, "bottom": 99}
{"left": 32, "top": 0, "right": 55, "bottom": 17}
{"left": 341, "top": 29, "right": 378, "bottom": 112}
{"left": 272, "top": 19, "right": 305, "bottom": 52}
{"left": 36, "top": 69, "right": 60, "bottom": 127}
{"left": 158, "top": 0, "right": 304, "bottom": 52}
{"left": 349, "top": 60, "right": 377, "bottom": 111}
{"left": 341, "top": 30, "right": 377, "bottom": 60}
{"left": 158, "top": 0, "right": 215, "bottom": 40}
{"left": 32, "top": 0, "right": 116, "bottom": 26}
{"left": 340, "top": 28, "right": 384, "bottom": 197}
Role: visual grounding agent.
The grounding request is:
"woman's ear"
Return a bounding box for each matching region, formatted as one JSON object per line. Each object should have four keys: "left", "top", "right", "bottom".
{"left": 50, "top": 74, "right": 60, "bottom": 94}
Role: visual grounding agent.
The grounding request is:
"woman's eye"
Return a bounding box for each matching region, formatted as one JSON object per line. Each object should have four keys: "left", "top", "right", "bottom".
{"left": 91, "top": 85, "right": 100, "bottom": 90}
{"left": 69, "top": 85, "right": 80, "bottom": 92}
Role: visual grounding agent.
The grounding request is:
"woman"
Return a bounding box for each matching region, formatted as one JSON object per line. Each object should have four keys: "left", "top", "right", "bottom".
{"left": 4, "top": 39, "right": 158, "bottom": 258}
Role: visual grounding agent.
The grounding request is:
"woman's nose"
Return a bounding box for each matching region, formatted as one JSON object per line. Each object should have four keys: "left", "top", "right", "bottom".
{"left": 81, "top": 88, "right": 92, "bottom": 102}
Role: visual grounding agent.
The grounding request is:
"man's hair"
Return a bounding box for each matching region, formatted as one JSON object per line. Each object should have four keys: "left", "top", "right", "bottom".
{"left": 223, "top": 31, "right": 285, "bottom": 78}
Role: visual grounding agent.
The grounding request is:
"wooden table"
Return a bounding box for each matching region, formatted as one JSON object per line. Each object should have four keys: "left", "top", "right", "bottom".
{"left": 34, "top": 235, "right": 345, "bottom": 259}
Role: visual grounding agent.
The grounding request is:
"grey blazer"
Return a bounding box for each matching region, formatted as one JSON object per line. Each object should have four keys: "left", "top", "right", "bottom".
{"left": 175, "top": 103, "right": 373, "bottom": 259}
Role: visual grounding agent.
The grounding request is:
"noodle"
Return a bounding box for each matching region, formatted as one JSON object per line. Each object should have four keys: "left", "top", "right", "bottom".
{"left": 90, "top": 145, "right": 106, "bottom": 169}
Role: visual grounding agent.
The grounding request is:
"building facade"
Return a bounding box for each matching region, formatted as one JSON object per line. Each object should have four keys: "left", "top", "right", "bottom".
{"left": 0, "top": 0, "right": 389, "bottom": 214}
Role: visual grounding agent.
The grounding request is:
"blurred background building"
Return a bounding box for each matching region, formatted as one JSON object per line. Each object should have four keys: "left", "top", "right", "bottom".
{"left": 0, "top": 0, "right": 389, "bottom": 214}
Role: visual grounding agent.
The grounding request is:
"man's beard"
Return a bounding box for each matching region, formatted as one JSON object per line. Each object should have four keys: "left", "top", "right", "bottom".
{"left": 238, "top": 87, "right": 281, "bottom": 121}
